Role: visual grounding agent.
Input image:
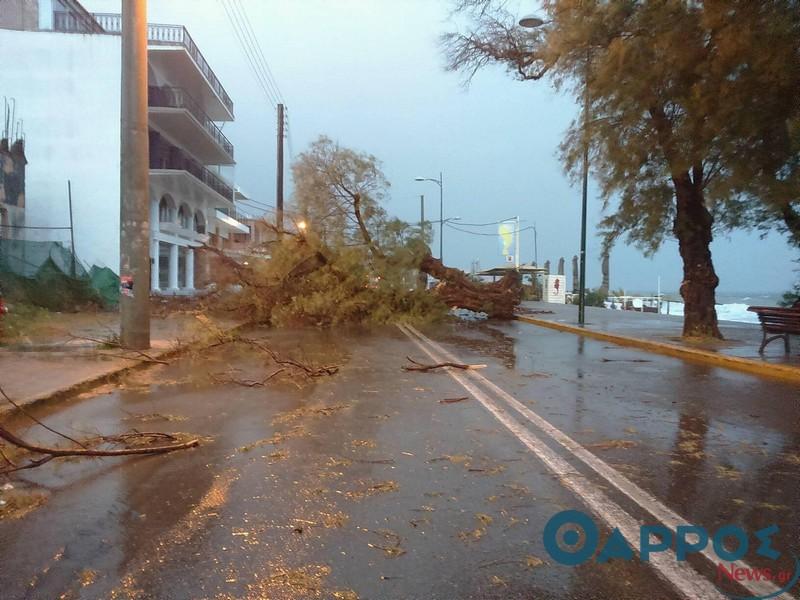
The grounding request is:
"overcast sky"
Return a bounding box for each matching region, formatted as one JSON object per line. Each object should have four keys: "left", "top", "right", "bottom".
{"left": 85, "top": 0, "right": 799, "bottom": 295}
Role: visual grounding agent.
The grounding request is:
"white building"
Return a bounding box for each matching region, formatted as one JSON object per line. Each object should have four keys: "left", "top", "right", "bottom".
{"left": 0, "top": 0, "right": 249, "bottom": 293}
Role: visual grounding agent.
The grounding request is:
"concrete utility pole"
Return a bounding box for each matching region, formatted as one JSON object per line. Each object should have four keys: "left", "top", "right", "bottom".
{"left": 276, "top": 103, "right": 285, "bottom": 235}
{"left": 119, "top": 0, "right": 150, "bottom": 350}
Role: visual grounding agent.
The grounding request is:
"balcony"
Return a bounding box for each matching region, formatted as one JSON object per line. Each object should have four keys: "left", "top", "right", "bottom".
{"left": 148, "top": 86, "right": 234, "bottom": 165}
{"left": 150, "top": 145, "right": 234, "bottom": 203}
{"left": 91, "top": 13, "right": 234, "bottom": 121}
{"left": 53, "top": 10, "right": 105, "bottom": 34}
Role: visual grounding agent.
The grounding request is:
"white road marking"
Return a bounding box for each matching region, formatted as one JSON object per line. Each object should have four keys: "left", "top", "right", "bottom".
{"left": 398, "top": 323, "right": 726, "bottom": 600}
{"left": 401, "top": 324, "right": 797, "bottom": 600}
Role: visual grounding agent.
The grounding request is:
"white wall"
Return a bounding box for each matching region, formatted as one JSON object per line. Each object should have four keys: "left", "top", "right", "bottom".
{"left": 0, "top": 28, "right": 122, "bottom": 271}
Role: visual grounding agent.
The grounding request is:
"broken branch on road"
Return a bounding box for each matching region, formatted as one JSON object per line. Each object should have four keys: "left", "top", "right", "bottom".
{"left": 403, "top": 356, "right": 486, "bottom": 372}
{"left": 0, "top": 387, "right": 199, "bottom": 475}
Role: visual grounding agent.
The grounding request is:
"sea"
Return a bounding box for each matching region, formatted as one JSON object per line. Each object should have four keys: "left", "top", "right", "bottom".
{"left": 656, "top": 293, "right": 786, "bottom": 324}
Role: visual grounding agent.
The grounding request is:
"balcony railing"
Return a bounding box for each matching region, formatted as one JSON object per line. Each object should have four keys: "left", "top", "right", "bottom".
{"left": 151, "top": 150, "right": 233, "bottom": 202}
{"left": 91, "top": 13, "right": 234, "bottom": 117}
{"left": 148, "top": 86, "right": 234, "bottom": 160}
{"left": 53, "top": 10, "right": 105, "bottom": 34}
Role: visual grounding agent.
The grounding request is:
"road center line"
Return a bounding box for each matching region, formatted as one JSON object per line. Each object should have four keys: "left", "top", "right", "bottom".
{"left": 403, "top": 324, "right": 795, "bottom": 600}
{"left": 398, "top": 323, "right": 727, "bottom": 600}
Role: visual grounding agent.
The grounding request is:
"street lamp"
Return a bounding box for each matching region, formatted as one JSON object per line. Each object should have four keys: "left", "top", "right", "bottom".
{"left": 519, "top": 14, "right": 589, "bottom": 325}
{"left": 414, "top": 172, "right": 445, "bottom": 261}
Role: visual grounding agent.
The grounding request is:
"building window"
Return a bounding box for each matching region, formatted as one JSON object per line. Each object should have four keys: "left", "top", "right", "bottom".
{"left": 158, "top": 242, "right": 170, "bottom": 289}
{"left": 178, "top": 204, "right": 191, "bottom": 229}
{"left": 159, "top": 195, "right": 175, "bottom": 222}
{"left": 194, "top": 211, "right": 206, "bottom": 234}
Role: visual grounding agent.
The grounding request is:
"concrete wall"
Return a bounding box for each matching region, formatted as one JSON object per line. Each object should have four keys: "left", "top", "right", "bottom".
{"left": 0, "top": 0, "right": 39, "bottom": 31}
{"left": 0, "top": 28, "right": 121, "bottom": 270}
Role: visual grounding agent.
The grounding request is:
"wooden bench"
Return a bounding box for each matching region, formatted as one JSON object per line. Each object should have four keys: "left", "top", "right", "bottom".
{"left": 747, "top": 305, "right": 800, "bottom": 353}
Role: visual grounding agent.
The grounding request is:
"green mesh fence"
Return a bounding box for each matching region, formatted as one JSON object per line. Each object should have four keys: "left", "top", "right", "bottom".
{"left": 0, "top": 239, "right": 119, "bottom": 310}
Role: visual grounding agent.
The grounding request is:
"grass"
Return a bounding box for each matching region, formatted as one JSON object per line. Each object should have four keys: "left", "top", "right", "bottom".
{"left": 0, "top": 303, "right": 55, "bottom": 344}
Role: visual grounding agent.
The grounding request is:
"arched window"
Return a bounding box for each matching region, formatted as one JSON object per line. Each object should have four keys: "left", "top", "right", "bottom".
{"left": 194, "top": 210, "right": 206, "bottom": 234}
{"left": 158, "top": 195, "right": 175, "bottom": 222}
{"left": 178, "top": 204, "right": 191, "bottom": 229}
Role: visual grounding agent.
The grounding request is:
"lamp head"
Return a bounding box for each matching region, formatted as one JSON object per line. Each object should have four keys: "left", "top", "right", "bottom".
{"left": 519, "top": 14, "right": 545, "bottom": 28}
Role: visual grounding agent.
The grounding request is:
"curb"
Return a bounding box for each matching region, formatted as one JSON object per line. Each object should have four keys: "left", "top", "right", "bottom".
{"left": 0, "top": 322, "right": 250, "bottom": 419}
{"left": 515, "top": 314, "right": 800, "bottom": 383}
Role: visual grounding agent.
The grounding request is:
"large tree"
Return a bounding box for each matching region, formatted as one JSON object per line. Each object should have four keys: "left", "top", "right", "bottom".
{"left": 291, "top": 135, "right": 389, "bottom": 255}
{"left": 444, "top": 0, "right": 800, "bottom": 338}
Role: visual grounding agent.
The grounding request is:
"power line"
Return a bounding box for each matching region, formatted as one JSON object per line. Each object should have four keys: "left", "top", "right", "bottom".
{"left": 232, "top": 0, "right": 284, "bottom": 104}
{"left": 219, "top": 0, "right": 277, "bottom": 108}
{"left": 448, "top": 218, "right": 519, "bottom": 227}
{"left": 446, "top": 222, "right": 536, "bottom": 236}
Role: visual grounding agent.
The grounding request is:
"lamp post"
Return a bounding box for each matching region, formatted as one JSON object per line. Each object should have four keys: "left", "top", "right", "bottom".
{"left": 519, "top": 14, "right": 589, "bottom": 325}
{"left": 414, "top": 173, "right": 444, "bottom": 261}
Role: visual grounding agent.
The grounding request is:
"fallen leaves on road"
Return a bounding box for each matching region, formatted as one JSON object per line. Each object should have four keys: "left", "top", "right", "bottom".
{"left": 479, "top": 555, "right": 546, "bottom": 570}
{"left": 366, "top": 529, "right": 406, "bottom": 558}
{"left": 716, "top": 465, "right": 742, "bottom": 480}
{"left": 458, "top": 512, "right": 496, "bottom": 543}
{"left": 79, "top": 568, "right": 98, "bottom": 587}
{"left": 272, "top": 404, "right": 350, "bottom": 426}
{"left": 0, "top": 487, "right": 48, "bottom": 520}
{"left": 351, "top": 439, "right": 377, "bottom": 449}
{"left": 123, "top": 412, "right": 188, "bottom": 423}
{"left": 267, "top": 565, "right": 331, "bottom": 594}
{"left": 345, "top": 480, "right": 399, "bottom": 500}
{"left": 586, "top": 439, "right": 638, "bottom": 451}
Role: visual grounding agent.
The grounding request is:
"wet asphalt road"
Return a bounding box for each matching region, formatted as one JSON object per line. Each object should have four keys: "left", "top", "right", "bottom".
{"left": 0, "top": 321, "right": 798, "bottom": 599}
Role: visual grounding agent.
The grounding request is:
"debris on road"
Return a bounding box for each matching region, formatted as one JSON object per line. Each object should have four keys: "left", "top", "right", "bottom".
{"left": 439, "top": 396, "right": 469, "bottom": 404}
{"left": 586, "top": 439, "right": 638, "bottom": 451}
{"left": 403, "top": 356, "right": 486, "bottom": 372}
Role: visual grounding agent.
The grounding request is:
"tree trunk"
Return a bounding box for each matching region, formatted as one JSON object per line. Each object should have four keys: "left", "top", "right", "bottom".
{"left": 419, "top": 255, "right": 522, "bottom": 319}
{"left": 673, "top": 175, "right": 722, "bottom": 339}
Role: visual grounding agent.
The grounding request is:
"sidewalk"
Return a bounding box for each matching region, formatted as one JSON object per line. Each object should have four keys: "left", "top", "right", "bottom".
{"left": 517, "top": 301, "right": 800, "bottom": 380}
{"left": 0, "top": 311, "right": 242, "bottom": 415}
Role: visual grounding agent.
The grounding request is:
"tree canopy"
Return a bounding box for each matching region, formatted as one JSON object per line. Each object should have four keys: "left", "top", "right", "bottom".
{"left": 444, "top": 0, "right": 800, "bottom": 337}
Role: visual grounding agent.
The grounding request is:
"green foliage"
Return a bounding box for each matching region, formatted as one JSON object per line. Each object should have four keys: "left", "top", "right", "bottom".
{"left": 214, "top": 135, "right": 441, "bottom": 327}
{"left": 568, "top": 287, "right": 606, "bottom": 308}
{"left": 779, "top": 284, "right": 800, "bottom": 308}
{"left": 445, "top": 0, "right": 800, "bottom": 253}
{"left": 0, "top": 303, "right": 52, "bottom": 343}
{"left": 227, "top": 236, "right": 446, "bottom": 327}
{"left": 291, "top": 135, "right": 389, "bottom": 249}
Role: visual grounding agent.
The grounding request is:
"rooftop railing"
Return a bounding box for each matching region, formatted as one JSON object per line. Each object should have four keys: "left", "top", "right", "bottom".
{"left": 148, "top": 86, "right": 234, "bottom": 160}
{"left": 91, "top": 13, "right": 234, "bottom": 117}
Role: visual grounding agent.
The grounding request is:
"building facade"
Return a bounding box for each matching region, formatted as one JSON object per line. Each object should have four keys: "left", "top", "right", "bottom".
{"left": 0, "top": 0, "right": 249, "bottom": 294}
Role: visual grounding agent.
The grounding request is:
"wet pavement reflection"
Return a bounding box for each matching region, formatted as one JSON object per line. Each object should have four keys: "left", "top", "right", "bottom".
{"left": 0, "top": 323, "right": 797, "bottom": 599}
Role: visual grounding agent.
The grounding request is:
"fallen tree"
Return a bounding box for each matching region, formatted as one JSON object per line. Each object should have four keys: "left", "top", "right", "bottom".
{"left": 419, "top": 255, "right": 521, "bottom": 319}
{"left": 204, "top": 136, "right": 522, "bottom": 325}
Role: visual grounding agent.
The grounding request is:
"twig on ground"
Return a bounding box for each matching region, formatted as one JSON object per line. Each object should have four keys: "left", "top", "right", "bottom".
{"left": 439, "top": 396, "right": 469, "bottom": 404}
{"left": 0, "top": 384, "right": 87, "bottom": 449}
{"left": 0, "top": 389, "right": 199, "bottom": 475}
{"left": 237, "top": 337, "right": 339, "bottom": 377}
{"left": 403, "top": 356, "right": 486, "bottom": 372}
{"left": 68, "top": 334, "right": 170, "bottom": 365}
